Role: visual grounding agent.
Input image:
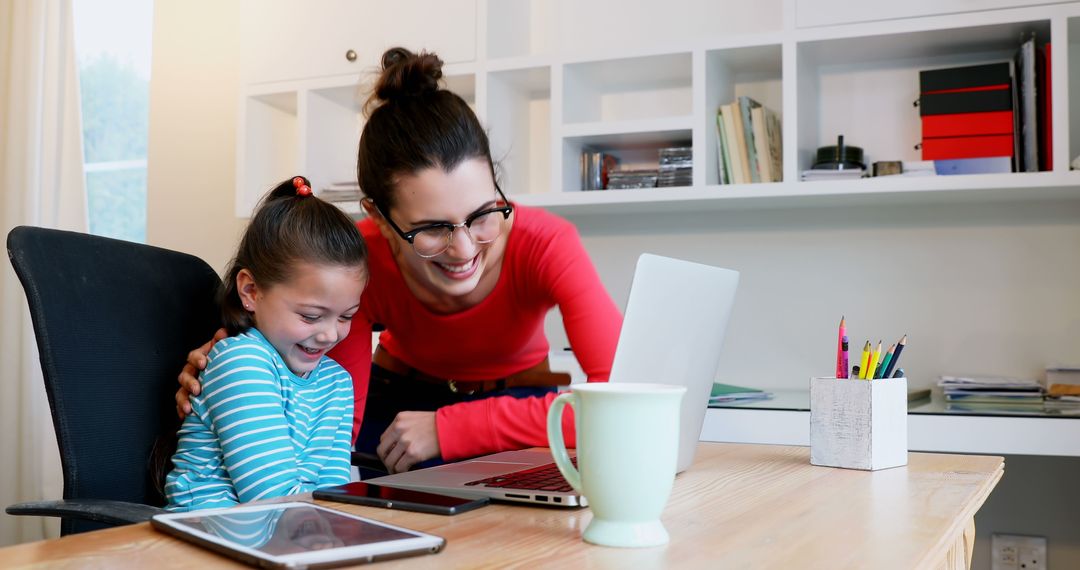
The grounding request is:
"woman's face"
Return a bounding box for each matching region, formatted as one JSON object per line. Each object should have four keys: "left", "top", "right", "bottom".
{"left": 377, "top": 158, "right": 510, "bottom": 306}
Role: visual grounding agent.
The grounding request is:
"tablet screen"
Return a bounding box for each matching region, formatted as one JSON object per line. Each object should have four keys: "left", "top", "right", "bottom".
{"left": 153, "top": 501, "right": 445, "bottom": 567}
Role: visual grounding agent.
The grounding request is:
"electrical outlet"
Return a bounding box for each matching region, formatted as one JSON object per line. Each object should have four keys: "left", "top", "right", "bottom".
{"left": 992, "top": 534, "right": 1047, "bottom": 570}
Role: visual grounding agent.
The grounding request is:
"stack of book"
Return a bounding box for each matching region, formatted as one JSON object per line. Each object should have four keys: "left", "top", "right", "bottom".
{"left": 918, "top": 35, "right": 1051, "bottom": 175}
{"left": 606, "top": 169, "right": 658, "bottom": 189}
{"left": 938, "top": 375, "right": 1044, "bottom": 411}
{"left": 581, "top": 146, "right": 691, "bottom": 190}
{"left": 715, "top": 97, "right": 782, "bottom": 185}
{"left": 1044, "top": 367, "right": 1080, "bottom": 412}
{"left": 657, "top": 147, "right": 692, "bottom": 187}
{"left": 318, "top": 181, "right": 362, "bottom": 203}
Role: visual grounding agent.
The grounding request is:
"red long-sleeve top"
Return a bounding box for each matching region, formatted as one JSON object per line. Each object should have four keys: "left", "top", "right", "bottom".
{"left": 328, "top": 205, "right": 622, "bottom": 460}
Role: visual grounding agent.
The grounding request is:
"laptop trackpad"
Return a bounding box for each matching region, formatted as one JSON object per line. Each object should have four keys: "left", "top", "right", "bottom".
{"left": 439, "top": 461, "right": 533, "bottom": 476}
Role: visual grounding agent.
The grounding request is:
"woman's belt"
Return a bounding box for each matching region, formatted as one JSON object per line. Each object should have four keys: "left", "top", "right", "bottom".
{"left": 372, "top": 346, "right": 570, "bottom": 395}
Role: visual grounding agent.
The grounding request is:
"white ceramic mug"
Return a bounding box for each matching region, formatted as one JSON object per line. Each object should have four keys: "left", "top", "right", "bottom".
{"left": 547, "top": 382, "right": 686, "bottom": 548}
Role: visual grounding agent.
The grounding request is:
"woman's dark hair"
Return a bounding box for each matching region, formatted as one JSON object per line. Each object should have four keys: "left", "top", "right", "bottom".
{"left": 357, "top": 47, "right": 496, "bottom": 210}
{"left": 220, "top": 176, "right": 368, "bottom": 336}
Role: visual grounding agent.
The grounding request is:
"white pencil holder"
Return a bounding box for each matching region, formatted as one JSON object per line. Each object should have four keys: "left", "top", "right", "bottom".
{"left": 809, "top": 376, "right": 908, "bottom": 471}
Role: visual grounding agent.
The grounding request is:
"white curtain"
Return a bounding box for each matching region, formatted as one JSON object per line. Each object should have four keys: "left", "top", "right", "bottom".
{"left": 0, "top": 0, "right": 88, "bottom": 545}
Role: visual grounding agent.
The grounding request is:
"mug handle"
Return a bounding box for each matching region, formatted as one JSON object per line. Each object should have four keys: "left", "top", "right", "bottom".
{"left": 547, "top": 391, "right": 582, "bottom": 492}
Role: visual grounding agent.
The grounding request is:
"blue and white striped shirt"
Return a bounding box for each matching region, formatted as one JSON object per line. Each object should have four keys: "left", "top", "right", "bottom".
{"left": 165, "top": 329, "right": 354, "bottom": 511}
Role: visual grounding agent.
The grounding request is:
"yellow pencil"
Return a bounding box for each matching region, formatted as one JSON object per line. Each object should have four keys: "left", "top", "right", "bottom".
{"left": 858, "top": 341, "right": 871, "bottom": 379}
{"left": 867, "top": 340, "right": 882, "bottom": 380}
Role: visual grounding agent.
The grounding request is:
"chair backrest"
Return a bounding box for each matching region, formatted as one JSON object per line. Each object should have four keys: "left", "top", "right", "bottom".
{"left": 7, "top": 226, "right": 221, "bottom": 534}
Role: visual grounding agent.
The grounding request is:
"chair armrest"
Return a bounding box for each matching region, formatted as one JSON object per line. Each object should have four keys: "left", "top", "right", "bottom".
{"left": 6, "top": 499, "right": 166, "bottom": 526}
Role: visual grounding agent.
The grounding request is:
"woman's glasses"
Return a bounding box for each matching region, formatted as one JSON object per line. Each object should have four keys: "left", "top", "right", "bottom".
{"left": 375, "top": 186, "right": 514, "bottom": 258}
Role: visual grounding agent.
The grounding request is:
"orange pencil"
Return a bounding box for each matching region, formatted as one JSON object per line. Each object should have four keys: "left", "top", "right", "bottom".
{"left": 866, "top": 340, "right": 882, "bottom": 381}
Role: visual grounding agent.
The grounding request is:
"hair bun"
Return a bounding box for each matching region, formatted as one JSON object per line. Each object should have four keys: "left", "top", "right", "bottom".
{"left": 374, "top": 47, "right": 443, "bottom": 103}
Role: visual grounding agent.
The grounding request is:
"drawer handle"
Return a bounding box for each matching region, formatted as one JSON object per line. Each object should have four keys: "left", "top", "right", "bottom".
{"left": 345, "top": 49, "right": 357, "bottom": 62}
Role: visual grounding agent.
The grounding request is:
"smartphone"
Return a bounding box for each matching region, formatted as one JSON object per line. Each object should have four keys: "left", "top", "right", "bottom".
{"left": 314, "top": 482, "right": 489, "bottom": 516}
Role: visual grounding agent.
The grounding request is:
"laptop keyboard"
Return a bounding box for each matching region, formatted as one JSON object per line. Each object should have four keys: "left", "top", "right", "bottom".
{"left": 463, "top": 458, "right": 577, "bottom": 493}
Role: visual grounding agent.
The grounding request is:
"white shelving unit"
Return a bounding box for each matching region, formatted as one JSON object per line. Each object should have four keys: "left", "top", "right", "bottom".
{"left": 236, "top": 0, "right": 1080, "bottom": 219}
{"left": 700, "top": 405, "right": 1080, "bottom": 458}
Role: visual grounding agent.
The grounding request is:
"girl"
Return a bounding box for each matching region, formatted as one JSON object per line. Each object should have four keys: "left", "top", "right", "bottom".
{"left": 165, "top": 176, "right": 367, "bottom": 511}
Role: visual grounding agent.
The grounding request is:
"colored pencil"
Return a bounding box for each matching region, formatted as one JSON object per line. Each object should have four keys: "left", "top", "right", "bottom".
{"left": 875, "top": 344, "right": 896, "bottom": 380}
{"left": 881, "top": 334, "right": 907, "bottom": 379}
{"left": 836, "top": 316, "right": 846, "bottom": 378}
{"left": 866, "top": 340, "right": 882, "bottom": 381}
{"left": 858, "top": 341, "right": 871, "bottom": 379}
{"left": 840, "top": 335, "right": 849, "bottom": 379}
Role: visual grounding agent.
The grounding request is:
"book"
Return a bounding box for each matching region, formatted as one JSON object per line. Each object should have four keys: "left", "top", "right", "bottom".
{"left": 1039, "top": 42, "right": 1052, "bottom": 171}
{"left": 738, "top": 97, "right": 762, "bottom": 184}
{"left": 715, "top": 111, "right": 730, "bottom": 184}
{"left": 751, "top": 106, "right": 772, "bottom": 183}
{"left": 722, "top": 102, "right": 747, "bottom": 184}
{"left": 919, "top": 88, "right": 1013, "bottom": 116}
{"left": 908, "top": 388, "right": 931, "bottom": 402}
{"left": 934, "top": 157, "right": 1013, "bottom": 175}
{"left": 919, "top": 62, "right": 1012, "bottom": 92}
{"left": 921, "top": 110, "right": 1014, "bottom": 138}
{"left": 800, "top": 168, "right": 865, "bottom": 181}
{"left": 922, "top": 134, "right": 1013, "bottom": 160}
{"left": 1046, "top": 367, "right": 1080, "bottom": 396}
{"left": 709, "top": 383, "right": 772, "bottom": 403}
{"left": 764, "top": 108, "right": 783, "bottom": 182}
{"left": 1016, "top": 35, "right": 1039, "bottom": 172}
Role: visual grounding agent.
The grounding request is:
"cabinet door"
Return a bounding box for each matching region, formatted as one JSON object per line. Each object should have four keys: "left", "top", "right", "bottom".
{"left": 241, "top": 0, "right": 476, "bottom": 85}
{"left": 796, "top": 0, "right": 1062, "bottom": 28}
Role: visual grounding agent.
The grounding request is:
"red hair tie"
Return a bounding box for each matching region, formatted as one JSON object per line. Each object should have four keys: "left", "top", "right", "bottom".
{"left": 292, "top": 176, "right": 312, "bottom": 196}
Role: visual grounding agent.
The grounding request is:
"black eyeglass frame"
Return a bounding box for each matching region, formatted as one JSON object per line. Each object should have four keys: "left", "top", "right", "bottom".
{"left": 373, "top": 185, "right": 514, "bottom": 252}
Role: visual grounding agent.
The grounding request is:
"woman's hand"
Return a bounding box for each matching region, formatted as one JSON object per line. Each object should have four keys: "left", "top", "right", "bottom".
{"left": 377, "top": 412, "right": 440, "bottom": 474}
{"left": 175, "top": 328, "right": 228, "bottom": 418}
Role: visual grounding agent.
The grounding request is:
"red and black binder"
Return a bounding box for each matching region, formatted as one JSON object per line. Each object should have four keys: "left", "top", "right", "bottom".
{"left": 918, "top": 62, "right": 1015, "bottom": 163}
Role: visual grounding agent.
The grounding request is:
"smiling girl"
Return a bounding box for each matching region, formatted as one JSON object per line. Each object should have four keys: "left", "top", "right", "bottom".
{"left": 165, "top": 177, "right": 367, "bottom": 510}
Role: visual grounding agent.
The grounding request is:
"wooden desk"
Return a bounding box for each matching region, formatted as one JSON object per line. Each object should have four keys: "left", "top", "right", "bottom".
{"left": 0, "top": 443, "right": 1002, "bottom": 569}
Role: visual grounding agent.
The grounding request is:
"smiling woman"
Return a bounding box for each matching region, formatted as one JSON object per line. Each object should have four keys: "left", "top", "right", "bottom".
{"left": 177, "top": 47, "right": 624, "bottom": 476}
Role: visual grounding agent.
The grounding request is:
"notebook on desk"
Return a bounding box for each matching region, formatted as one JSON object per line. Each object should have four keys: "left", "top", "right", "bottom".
{"left": 366, "top": 254, "right": 740, "bottom": 507}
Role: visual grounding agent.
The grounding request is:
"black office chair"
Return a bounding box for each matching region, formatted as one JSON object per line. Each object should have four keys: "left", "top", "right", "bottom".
{"left": 5, "top": 226, "right": 222, "bottom": 535}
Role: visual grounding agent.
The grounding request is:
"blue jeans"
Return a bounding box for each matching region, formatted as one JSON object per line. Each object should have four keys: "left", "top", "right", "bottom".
{"left": 355, "top": 364, "right": 556, "bottom": 472}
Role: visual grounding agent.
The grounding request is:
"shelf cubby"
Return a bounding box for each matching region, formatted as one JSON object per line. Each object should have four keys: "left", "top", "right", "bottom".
{"left": 305, "top": 84, "right": 364, "bottom": 195}
{"left": 796, "top": 19, "right": 1051, "bottom": 175}
{"left": 444, "top": 71, "right": 478, "bottom": 113}
{"left": 238, "top": 91, "right": 299, "bottom": 216}
{"left": 562, "top": 53, "right": 692, "bottom": 124}
{"left": 704, "top": 44, "right": 784, "bottom": 186}
{"left": 560, "top": 128, "right": 692, "bottom": 192}
{"left": 487, "top": 66, "right": 552, "bottom": 196}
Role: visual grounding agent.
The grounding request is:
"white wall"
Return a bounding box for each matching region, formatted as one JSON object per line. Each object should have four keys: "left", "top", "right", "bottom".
{"left": 146, "top": 0, "right": 245, "bottom": 274}
{"left": 146, "top": 1, "right": 1080, "bottom": 564}
{"left": 548, "top": 201, "right": 1080, "bottom": 392}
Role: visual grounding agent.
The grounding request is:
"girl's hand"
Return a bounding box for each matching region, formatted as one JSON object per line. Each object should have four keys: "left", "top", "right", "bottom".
{"left": 377, "top": 412, "right": 440, "bottom": 474}
{"left": 175, "top": 328, "right": 228, "bottom": 418}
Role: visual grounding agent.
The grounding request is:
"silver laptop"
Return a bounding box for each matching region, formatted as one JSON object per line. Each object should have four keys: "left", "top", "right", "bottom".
{"left": 367, "top": 254, "right": 739, "bottom": 507}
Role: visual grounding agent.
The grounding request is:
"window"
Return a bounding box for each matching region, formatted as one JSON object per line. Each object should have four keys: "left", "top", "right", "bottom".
{"left": 72, "top": 0, "right": 154, "bottom": 243}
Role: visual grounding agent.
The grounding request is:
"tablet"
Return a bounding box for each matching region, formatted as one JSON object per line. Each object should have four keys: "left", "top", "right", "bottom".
{"left": 151, "top": 501, "right": 445, "bottom": 569}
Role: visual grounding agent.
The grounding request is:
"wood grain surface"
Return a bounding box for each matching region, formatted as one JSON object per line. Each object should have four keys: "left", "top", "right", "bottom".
{"left": 0, "top": 443, "right": 1002, "bottom": 569}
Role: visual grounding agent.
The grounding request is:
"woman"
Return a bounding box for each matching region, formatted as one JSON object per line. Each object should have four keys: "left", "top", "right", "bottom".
{"left": 178, "top": 47, "right": 622, "bottom": 474}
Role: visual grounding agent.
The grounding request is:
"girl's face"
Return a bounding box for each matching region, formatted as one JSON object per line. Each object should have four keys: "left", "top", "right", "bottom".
{"left": 373, "top": 158, "right": 511, "bottom": 308}
{"left": 238, "top": 262, "right": 366, "bottom": 376}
